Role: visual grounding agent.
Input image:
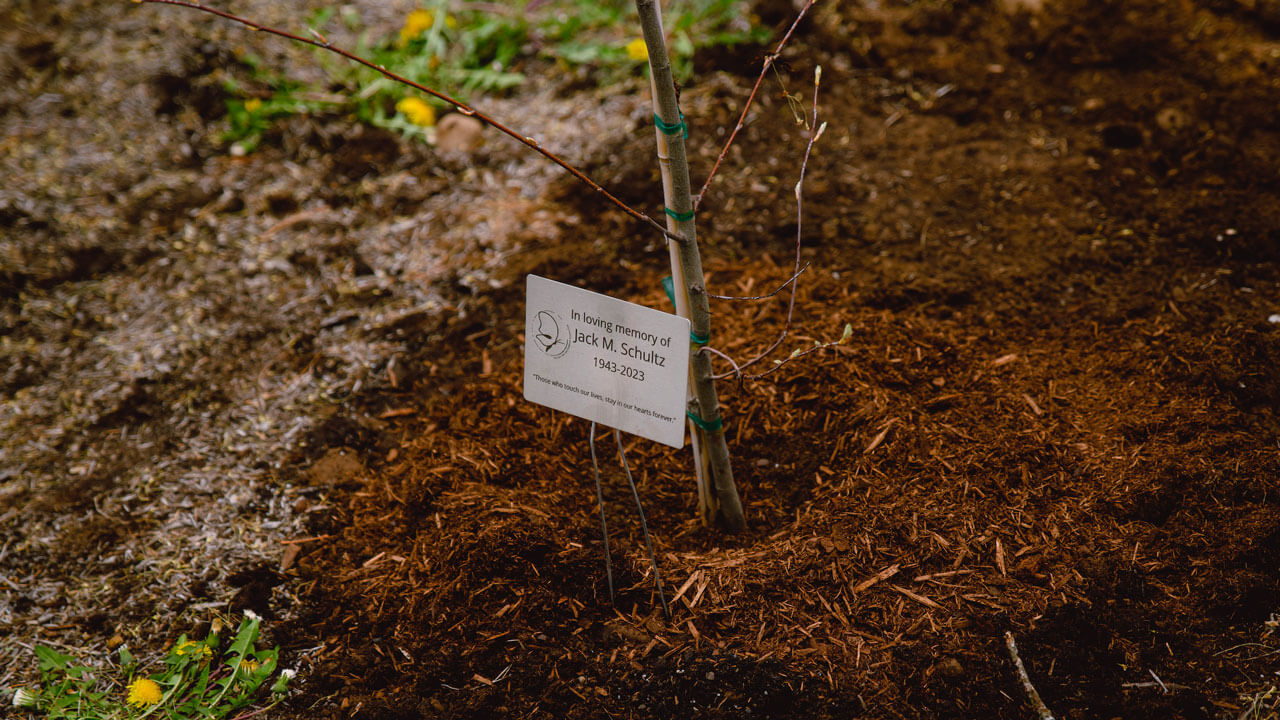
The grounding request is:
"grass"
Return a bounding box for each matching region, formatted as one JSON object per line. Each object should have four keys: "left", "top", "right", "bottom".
{"left": 221, "top": 0, "right": 769, "bottom": 150}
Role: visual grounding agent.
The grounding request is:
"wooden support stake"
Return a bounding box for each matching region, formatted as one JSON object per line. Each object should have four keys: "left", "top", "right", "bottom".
{"left": 634, "top": 0, "right": 745, "bottom": 531}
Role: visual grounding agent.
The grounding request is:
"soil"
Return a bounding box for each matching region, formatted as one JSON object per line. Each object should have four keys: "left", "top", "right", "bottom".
{"left": 3, "top": 1, "right": 1279, "bottom": 719}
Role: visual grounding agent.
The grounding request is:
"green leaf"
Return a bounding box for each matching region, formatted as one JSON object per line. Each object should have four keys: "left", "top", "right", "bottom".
{"left": 269, "top": 671, "right": 293, "bottom": 695}
{"left": 227, "top": 617, "right": 260, "bottom": 658}
{"left": 191, "top": 663, "right": 210, "bottom": 703}
{"left": 35, "top": 646, "right": 76, "bottom": 672}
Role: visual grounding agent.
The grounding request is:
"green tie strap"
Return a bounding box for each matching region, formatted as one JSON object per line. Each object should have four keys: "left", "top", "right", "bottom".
{"left": 687, "top": 410, "right": 724, "bottom": 433}
{"left": 654, "top": 112, "right": 688, "bottom": 139}
{"left": 664, "top": 206, "right": 695, "bottom": 222}
{"left": 661, "top": 277, "right": 710, "bottom": 345}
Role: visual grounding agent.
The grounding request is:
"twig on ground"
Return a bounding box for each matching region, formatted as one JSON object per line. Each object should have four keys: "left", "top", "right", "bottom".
{"left": 1005, "top": 631, "right": 1055, "bottom": 720}
{"left": 135, "top": 0, "right": 679, "bottom": 242}
{"left": 1236, "top": 686, "right": 1279, "bottom": 720}
{"left": 1122, "top": 678, "right": 1191, "bottom": 693}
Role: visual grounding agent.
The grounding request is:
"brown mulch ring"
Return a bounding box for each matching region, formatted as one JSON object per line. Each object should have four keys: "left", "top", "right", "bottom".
{"left": 272, "top": 3, "right": 1280, "bottom": 718}
{"left": 5, "top": 1, "right": 1279, "bottom": 719}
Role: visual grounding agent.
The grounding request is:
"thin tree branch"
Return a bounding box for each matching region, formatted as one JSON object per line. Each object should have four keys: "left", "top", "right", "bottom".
{"left": 694, "top": 0, "right": 819, "bottom": 210}
{"left": 135, "top": 0, "right": 680, "bottom": 242}
{"left": 706, "top": 262, "right": 810, "bottom": 301}
{"left": 732, "top": 332, "right": 842, "bottom": 381}
{"left": 712, "top": 65, "right": 826, "bottom": 380}
{"left": 701, "top": 345, "right": 742, "bottom": 379}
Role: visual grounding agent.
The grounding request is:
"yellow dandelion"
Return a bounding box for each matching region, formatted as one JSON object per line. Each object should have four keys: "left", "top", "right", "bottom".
{"left": 395, "top": 97, "right": 436, "bottom": 127}
{"left": 126, "top": 678, "right": 163, "bottom": 707}
{"left": 239, "top": 658, "right": 262, "bottom": 676}
{"left": 175, "top": 640, "right": 212, "bottom": 658}
{"left": 244, "top": 98, "right": 263, "bottom": 113}
{"left": 399, "top": 9, "right": 434, "bottom": 45}
{"left": 626, "top": 38, "right": 649, "bottom": 62}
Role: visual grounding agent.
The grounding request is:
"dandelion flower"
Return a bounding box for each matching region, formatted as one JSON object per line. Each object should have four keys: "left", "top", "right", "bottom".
{"left": 244, "top": 98, "right": 263, "bottom": 113}
{"left": 396, "top": 97, "right": 436, "bottom": 127}
{"left": 271, "top": 668, "right": 296, "bottom": 694}
{"left": 126, "top": 678, "right": 163, "bottom": 707}
{"left": 11, "top": 688, "right": 38, "bottom": 708}
{"left": 175, "top": 640, "right": 211, "bottom": 658}
{"left": 399, "top": 9, "right": 434, "bottom": 45}
{"left": 626, "top": 38, "right": 649, "bottom": 62}
{"left": 239, "top": 658, "right": 262, "bottom": 676}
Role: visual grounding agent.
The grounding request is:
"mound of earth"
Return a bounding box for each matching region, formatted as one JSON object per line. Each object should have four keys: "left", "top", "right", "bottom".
{"left": 3, "top": 1, "right": 1278, "bottom": 719}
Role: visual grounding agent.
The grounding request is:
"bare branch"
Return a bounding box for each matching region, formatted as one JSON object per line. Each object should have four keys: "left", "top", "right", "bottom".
{"left": 711, "top": 65, "right": 826, "bottom": 380}
{"left": 694, "top": 0, "right": 819, "bottom": 210}
{"left": 707, "top": 262, "right": 810, "bottom": 301}
{"left": 700, "top": 345, "right": 742, "bottom": 380}
{"left": 734, "top": 331, "right": 845, "bottom": 381}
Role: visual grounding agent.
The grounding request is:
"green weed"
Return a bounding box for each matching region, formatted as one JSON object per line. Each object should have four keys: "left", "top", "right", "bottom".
{"left": 10, "top": 612, "right": 291, "bottom": 720}
{"left": 222, "top": 0, "right": 769, "bottom": 149}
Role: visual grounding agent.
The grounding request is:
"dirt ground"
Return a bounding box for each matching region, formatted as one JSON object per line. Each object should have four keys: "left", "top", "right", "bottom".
{"left": 3, "top": 0, "right": 1279, "bottom": 718}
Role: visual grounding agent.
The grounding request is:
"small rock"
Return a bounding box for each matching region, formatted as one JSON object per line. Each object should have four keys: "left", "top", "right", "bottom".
{"left": 602, "top": 621, "right": 648, "bottom": 644}
{"left": 307, "top": 448, "right": 365, "bottom": 486}
{"left": 436, "top": 114, "right": 485, "bottom": 152}
{"left": 937, "top": 658, "right": 964, "bottom": 679}
{"left": 1268, "top": 314, "right": 1280, "bottom": 324}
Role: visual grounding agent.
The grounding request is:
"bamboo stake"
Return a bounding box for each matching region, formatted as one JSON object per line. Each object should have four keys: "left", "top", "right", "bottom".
{"left": 635, "top": 0, "right": 745, "bottom": 531}
{"left": 648, "top": 75, "right": 715, "bottom": 527}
